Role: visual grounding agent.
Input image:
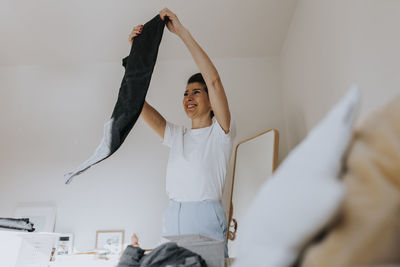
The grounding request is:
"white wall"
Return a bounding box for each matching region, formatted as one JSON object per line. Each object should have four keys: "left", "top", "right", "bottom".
{"left": 0, "top": 56, "right": 284, "bottom": 250}
{"left": 5, "top": 0, "right": 399, "bottom": 254}
{"left": 280, "top": 0, "right": 400, "bottom": 151}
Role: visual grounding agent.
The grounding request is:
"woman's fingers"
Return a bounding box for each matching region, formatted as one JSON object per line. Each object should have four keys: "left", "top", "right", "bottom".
{"left": 160, "top": 8, "right": 176, "bottom": 20}
{"left": 134, "top": 25, "right": 143, "bottom": 31}
{"left": 159, "top": 8, "right": 175, "bottom": 20}
{"left": 128, "top": 25, "right": 143, "bottom": 43}
{"left": 133, "top": 25, "right": 143, "bottom": 34}
{"left": 132, "top": 29, "right": 141, "bottom": 35}
{"left": 159, "top": 8, "right": 166, "bottom": 20}
{"left": 159, "top": 8, "right": 182, "bottom": 35}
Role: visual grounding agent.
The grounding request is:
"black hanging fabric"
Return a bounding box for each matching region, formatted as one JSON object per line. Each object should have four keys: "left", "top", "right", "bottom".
{"left": 65, "top": 15, "right": 166, "bottom": 184}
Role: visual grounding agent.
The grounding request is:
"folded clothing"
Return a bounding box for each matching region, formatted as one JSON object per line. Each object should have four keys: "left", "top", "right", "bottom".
{"left": 117, "top": 242, "right": 207, "bottom": 267}
{"left": 0, "top": 218, "right": 35, "bottom": 232}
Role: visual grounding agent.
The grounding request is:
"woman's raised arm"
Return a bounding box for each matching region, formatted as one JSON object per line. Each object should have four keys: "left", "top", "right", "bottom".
{"left": 140, "top": 101, "right": 166, "bottom": 139}
{"left": 159, "top": 8, "right": 231, "bottom": 133}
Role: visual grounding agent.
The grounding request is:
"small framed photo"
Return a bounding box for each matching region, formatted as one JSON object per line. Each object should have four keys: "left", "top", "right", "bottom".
{"left": 14, "top": 204, "right": 56, "bottom": 232}
{"left": 96, "top": 230, "right": 125, "bottom": 255}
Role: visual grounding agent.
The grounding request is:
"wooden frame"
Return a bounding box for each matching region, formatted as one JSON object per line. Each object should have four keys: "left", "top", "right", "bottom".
{"left": 226, "top": 128, "right": 279, "bottom": 242}
{"left": 95, "top": 230, "right": 125, "bottom": 254}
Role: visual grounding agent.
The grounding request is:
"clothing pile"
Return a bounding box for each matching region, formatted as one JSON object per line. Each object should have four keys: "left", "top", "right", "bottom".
{"left": 0, "top": 218, "right": 35, "bottom": 232}
{"left": 117, "top": 242, "right": 207, "bottom": 267}
{"left": 64, "top": 14, "right": 167, "bottom": 184}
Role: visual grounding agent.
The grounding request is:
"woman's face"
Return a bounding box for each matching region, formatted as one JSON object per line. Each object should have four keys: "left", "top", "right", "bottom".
{"left": 183, "top": 82, "right": 212, "bottom": 119}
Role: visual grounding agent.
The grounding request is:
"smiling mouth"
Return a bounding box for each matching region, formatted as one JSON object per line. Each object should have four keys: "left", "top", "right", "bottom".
{"left": 186, "top": 104, "right": 197, "bottom": 110}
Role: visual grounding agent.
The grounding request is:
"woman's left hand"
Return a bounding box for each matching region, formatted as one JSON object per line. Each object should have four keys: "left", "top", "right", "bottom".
{"left": 159, "top": 8, "right": 185, "bottom": 36}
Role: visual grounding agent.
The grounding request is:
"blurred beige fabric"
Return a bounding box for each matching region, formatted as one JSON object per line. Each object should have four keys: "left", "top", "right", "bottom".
{"left": 301, "top": 94, "right": 400, "bottom": 267}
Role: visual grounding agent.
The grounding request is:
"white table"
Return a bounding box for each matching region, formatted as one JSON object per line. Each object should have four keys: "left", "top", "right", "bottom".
{"left": 51, "top": 254, "right": 119, "bottom": 267}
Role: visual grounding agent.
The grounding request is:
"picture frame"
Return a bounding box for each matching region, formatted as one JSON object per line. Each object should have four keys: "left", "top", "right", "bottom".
{"left": 95, "top": 230, "right": 125, "bottom": 255}
{"left": 14, "top": 204, "right": 56, "bottom": 232}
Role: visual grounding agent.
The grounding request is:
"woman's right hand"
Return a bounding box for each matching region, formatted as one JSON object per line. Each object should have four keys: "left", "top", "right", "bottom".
{"left": 128, "top": 24, "right": 143, "bottom": 45}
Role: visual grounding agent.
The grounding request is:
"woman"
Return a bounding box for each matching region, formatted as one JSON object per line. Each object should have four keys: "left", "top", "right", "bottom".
{"left": 129, "top": 8, "right": 235, "bottom": 256}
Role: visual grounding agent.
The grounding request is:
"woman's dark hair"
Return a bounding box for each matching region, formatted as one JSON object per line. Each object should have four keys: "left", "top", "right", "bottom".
{"left": 187, "top": 73, "right": 214, "bottom": 118}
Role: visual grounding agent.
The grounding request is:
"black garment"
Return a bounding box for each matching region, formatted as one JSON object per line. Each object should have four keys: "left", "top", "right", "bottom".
{"left": 117, "top": 242, "right": 207, "bottom": 267}
{"left": 0, "top": 218, "right": 35, "bottom": 232}
{"left": 65, "top": 15, "right": 166, "bottom": 184}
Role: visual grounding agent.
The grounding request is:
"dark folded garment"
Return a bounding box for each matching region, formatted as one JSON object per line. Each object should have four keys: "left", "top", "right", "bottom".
{"left": 64, "top": 15, "right": 166, "bottom": 184}
{"left": 117, "top": 242, "right": 207, "bottom": 267}
{"left": 0, "top": 218, "right": 35, "bottom": 232}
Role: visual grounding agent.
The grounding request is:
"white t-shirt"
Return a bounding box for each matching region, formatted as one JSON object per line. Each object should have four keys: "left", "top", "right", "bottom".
{"left": 162, "top": 117, "right": 236, "bottom": 202}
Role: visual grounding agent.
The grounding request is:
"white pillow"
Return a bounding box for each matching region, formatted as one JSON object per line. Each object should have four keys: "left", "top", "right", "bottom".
{"left": 232, "top": 86, "right": 360, "bottom": 267}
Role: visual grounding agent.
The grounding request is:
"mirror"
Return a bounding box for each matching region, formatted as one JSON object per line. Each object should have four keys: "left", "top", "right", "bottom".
{"left": 227, "top": 129, "right": 279, "bottom": 257}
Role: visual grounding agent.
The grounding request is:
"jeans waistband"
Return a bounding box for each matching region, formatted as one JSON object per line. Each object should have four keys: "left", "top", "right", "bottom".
{"left": 168, "top": 199, "right": 222, "bottom": 207}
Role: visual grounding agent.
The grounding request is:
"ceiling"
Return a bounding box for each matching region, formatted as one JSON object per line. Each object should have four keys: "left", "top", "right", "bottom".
{"left": 0, "top": 0, "right": 297, "bottom": 65}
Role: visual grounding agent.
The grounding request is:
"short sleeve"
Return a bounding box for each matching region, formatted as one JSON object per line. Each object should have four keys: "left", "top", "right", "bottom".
{"left": 162, "top": 121, "right": 181, "bottom": 148}
{"left": 214, "top": 115, "right": 236, "bottom": 142}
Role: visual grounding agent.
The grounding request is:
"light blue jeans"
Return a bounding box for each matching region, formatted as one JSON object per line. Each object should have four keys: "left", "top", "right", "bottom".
{"left": 162, "top": 199, "right": 228, "bottom": 257}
